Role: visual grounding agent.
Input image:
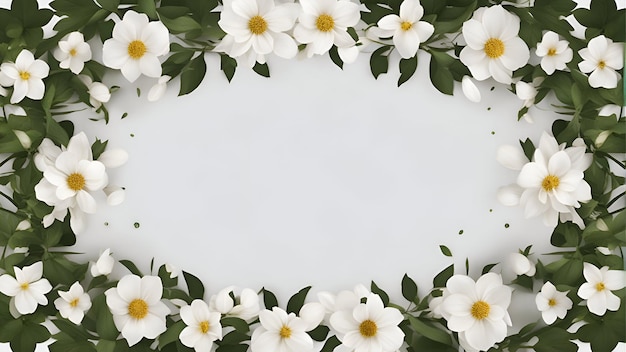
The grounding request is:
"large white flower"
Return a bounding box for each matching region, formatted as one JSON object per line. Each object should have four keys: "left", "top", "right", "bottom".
{"left": 535, "top": 282, "right": 572, "bottom": 325}
{"left": 102, "top": 10, "right": 170, "bottom": 82}
{"left": 293, "top": 0, "right": 360, "bottom": 57}
{"left": 54, "top": 282, "right": 92, "bottom": 324}
{"left": 441, "top": 273, "right": 512, "bottom": 351}
{"left": 374, "top": 0, "right": 434, "bottom": 59}
{"left": 497, "top": 132, "right": 592, "bottom": 228}
{"left": 217, "top": 0, "right": 299, "bottom": 68}
{"left": 180, "top": 300, "right": 223, "bottom": 352}
{"left": 251, "top": 304, "right": 323, "bottom": 352}
{"left": 53, "top": 32, "right": 92, "bottom": 74}
{"left": 535, "top": 31, "right": 572, "bottom": 75}
{"left": 578, "top": 35, "right": 623, "bottom": 89}
{"left": 208, "top": 286, "right": 260, "bottom": 321}
{"left": 459, "top": 5, "right": 529, "bottom": 84}
{"left": 0, "top": 50, "right": 50, "bottom": 103}
{"left": 105, "top": 275, "right": 171, "bottom": 346}
{"left": 577, "top": 263, "right": 625, "bottom": 316}
{"left": 0, "top": 262, "right": 52, "bottom": 315}
{"left": 330, "top": 294, "right": 404, "bottom": 352}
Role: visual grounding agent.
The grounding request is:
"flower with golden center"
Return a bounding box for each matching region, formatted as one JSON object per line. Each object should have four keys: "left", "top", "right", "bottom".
{"left": 535, "top": 282, "right": 572, "bottom": 324}
{"left": 578, "top": 35, "right": 624, "bottom": 89}
{"left": 441, "top": 273, "right": 512, "bottom": 351}
{"left": 535, "top": 31, "right": 572, "bottom": 75}
{"left": 251, "top": 304, "right": 324, "bottom": 352}
{"left": 0, "top": 262, "right": 52, "bottom": 315}
{"left": 53, "top": 32, "right": 92, "bottom": 74}
{"left": 179, "top": 300, "right": 223, "bottom": 352}
{"left": 374, "top": 0, "right": 434, "bottom": 59}
{"left": 459, "top": 5, "right": 529, "bottom": 84}
{"left": 54, "top": 282, "right": 92, "bottom": 324}
{"left": 105, "top": 275, "right": 170, "bottom": 346}
{"left": 102, "top": 10, "right": 169, "bottom": 82}
{"left": 577, "top": 263, "right": 625, "bottom": 316}
{"left": 0, "top": 49, "right": 50, "bottom": 104}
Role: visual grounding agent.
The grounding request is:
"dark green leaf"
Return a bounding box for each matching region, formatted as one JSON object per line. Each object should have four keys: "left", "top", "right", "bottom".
{"left": 183, "top": 271, "right": 205, "bottom": 299}
{"left": 308, "top": 325, "right": 330, "bottom": 341}
{"left": 369, "top": 46, "right": 390, "bottom": 79}
{"left": 119, "top": 260, "right": 143, "bottom": 276}
{"left": 439, "top": 245, "right": 452, "bottom": 257}
{"left": 158, "top": 320, "right": 186, "bottom": 350}
{"left": 320, "top": 335, "right": 341, "bottom": 352}
{"left": 401, "top": 273, "right": 418, "bottom": 302}
{"left": 286, "top": 286, "right": 311, "bottom": 314}
{"left": 433, "top": 264, "right": 454, "bottom": 288}
{"left": 370, "top": 281, "right": 390, "bottom": 306}
{"left": 252, "top": 62, "right": 270, "bottom": 78}
{"left": 220, "top": 54, "right": 237, "bottom": 82}
{"left": 408, "top": 316, "right": 452, "bottom": 345}
{"left": 398, "top": 56, "right": 418, "bottom": 87}
{"left": 179, "top": 54, "right": 207, "bottom": 96}
{"left": 221, "top": 317, "right": 249, "bottom": 333}
{"left": 262, "top": 287, "right": 278, "bottom": 309}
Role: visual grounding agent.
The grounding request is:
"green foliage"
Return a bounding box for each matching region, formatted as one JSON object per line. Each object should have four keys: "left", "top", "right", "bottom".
{"left": 286, "top": 286, "right": 311, "bottom": 314}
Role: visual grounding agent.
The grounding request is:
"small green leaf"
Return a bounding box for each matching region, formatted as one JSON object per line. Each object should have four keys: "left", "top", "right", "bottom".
{"left": 408, "top": 316, "right": 452, "bottom": 345}
{"left": 262, "top": 287, "right": 278, "bottom": 309}
{"left": 398, "top": 56, "right": 418, "bottom": 86}
{"left": 320, "top": 335, "right": 341, "bottom": 352}
{"left": 158, "top": 320, "right": 186, "bottom": 350}
{"left": 252, "top": 62, "right": 270, "bottom": 77}
{"left": 308, "top": 325, "right": 330, "bottom": 341}
{"left": 179, "top": 54, "right": 207, "bottom": 96}
{"left": 221, "top": 317, "right": 249, "bottom": 333}
{"left": 183, "top": 271, "right": 205, "bottom": 299}
{"left": 119, "top": 259, "right": 143, "bottom": 276}
{"left": 369, "top": 46, "right": 390, "bottom": 79}
{"left": 286, "top": 286, "right": 311, "bottom": 314}
{"left": 439, "top": 245, "right": 452, "bottom": 257}
{"left": 401, "top": 274, "right": 418, "bottom": 302}
{"left": 370, "top": 281, "right": 390, "bottom": 306}
{"left": 220, "top": 54, "right": 237, "bottom": 82}
{"left": 433, "top": 264, "right": 454, "bottom": 288}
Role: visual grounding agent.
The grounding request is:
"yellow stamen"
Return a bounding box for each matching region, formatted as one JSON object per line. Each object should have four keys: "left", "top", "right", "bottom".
{"left": 279, "top": 325, "right": 292, "bottom": 338}
{"left": 547, "top": 48, "right": 557, "bottom": 56}
{"left": 598, "top": 60, "right": 606, "bottom": 69}
{"left": 127, "top": 40, "right": 147, "bottom": 59}
{"left": 541, "top": 175, "right": 560, "bottom": 192}
{"left": 248, "top": 15, "right": 268, "bottom": 35}
{"left": 128, "top": 299, "right": 148, "bottom": 319}
{"left": 484, "top": 38, "right": 505, "bottom": 59}
{"left": 548, "top": 298, "right": 557, "bottom": 307}
{"left": 20, "top": 283, "right": 29, "bottom": 290}
{"left": 400, "top": 21, "right": 412, "bottom": 31}
{"left": 316, "top": 14, "right": 335, "bottom": 32}
{"left": 596, "top": 282, "right": 605, "bottom": 292}
{"left": 69, "top": 48, "right": 77, "bottom": 57}
{"left": 199, "top": 321, "right": 210, "bottom": 334}
{"left": 359, "top": 320, "right": 377, "bottom": 337}
{"left": 66, "top": 173, "right": 86, "bottom": 191}
{"left": 70, "top": 298, "right": 80, "bottom": 308}
{"left": 19, "top": 71, "right": 30, "bottom": 81}
{"left": 471, "top": 301, "right": 490, "bottom": 320}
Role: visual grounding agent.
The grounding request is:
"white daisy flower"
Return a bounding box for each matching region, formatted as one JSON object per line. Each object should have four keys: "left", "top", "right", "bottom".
{"left": 459, "top": 5, "right": 529, "bottom": 84}
{"left": 180, "top": 300, "right": 223, "bottom": 352}
{"left": 375, "top": 0, "right": 434, "bottom": 59}
{"left": 0, "top": 262, "right": 52, "bottom": 315}
{"left": 0, "top": 50, "right": 50, "bottom": 103}
{"left": 54, "top": 282, "right": 92, "bottom": 324}
{"left": 578, "top": 35, "right": 624, "bottom": 89}
{"left": 90, "top": 248, "right": 115, "bottom": 277}
{"left": 102, "top": 10, "right": 170, "bottom": 82}
{"left": 535, "top": 31, "right": 572, "bottom": 75}
{"left": 53, "top": 32, "right": 92, "bottom": 74}
{"left": 577, "top": 263, "right": 625, "bottom": 316}
{"left": 535, "top": 282, "right": 572, "bottom": 325}
{"left": 441, "top": 273, "right": 512, "bottom": 352}
{"left": 217, "top": 0, "right": 299, "bottom": 68}
{"left": 105, "top": 275, "right": 171, "bottom": 346}
{"left": 251, "top": 304, "right": 323, "bottom": 352}
{"left": 330, "top": 294, "right": 404, "bottom": 352}
{"left": 293, "top": 0, "right": 360, "bottom": 57}
{"left": 209, "top": 286, "right": 260, "bottom": 321}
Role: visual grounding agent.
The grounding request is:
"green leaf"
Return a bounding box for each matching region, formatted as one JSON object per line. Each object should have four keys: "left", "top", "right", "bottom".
{"left": 221, "top": 317, "right": 249, "bottom": 333}
{"left": 220, "top": 54, "right": 237, "bottom": 82}
{"left": 49, "top": 341, "right": 96, "bottom": 352}
{"left": 433, "top": 264, "right": 454, "bottom": 288}
{"left": 534, "top": 327, "right": 577, "bottom": 352}
{"left": 52, "top": 319, "right": 96, "bottom": 341}
{"left": 401, "top": 274, "right": 418, "bottom": 302}
{"left": 398, "top": 56, "right": 418, "bottom": 87}
{"left": 369, "top": 46, "right": 390, "bottom": 79}
{"left": 92, "top": 295, "right": 119, "bottom": 341}
{"left": 91, "top": 139, "right": 108, "bottom": 160}
{"left": 216, "top": 344, "right": 248, "bottom": 352}
{"left": 159, "top": 15, "right": 201, "bottom": 34}
{"left": 262, "top": 287, "right": 278, "bottom": 309}
{"left": 429, "top": 54, "right": 454, "bottom": 95}
{"left": 519, "top": 138, "right": 535, "bottom": 161}
{"left": 158, "top": 320, "right": 186, "bottom": 350}
{"left": 286, "top": 286, "right": 311, "bottom": 314}
{"left": 119, "top": 259, "right": 143, "bottom": 276}
{"left": 550, "top": 221, "right": 581, "bottom": 247}
{"left": 252, "top": 62, "right": 270, "bottom": 77}
{"left": 320, "top": 335, "right": 341, "bottom": 352}
{"left": 329, "top": 46, "right": 344, "bottom": 69}
{"left": 408, "top": 316, "right": 452, "bottom": 345}
{"left": 370, "top": 281, "right": 390, "bottom": 306}
{"left": 179, "top": 54, "right": 207, "bottom": 96}
{"left": 8, "top": 322, "right": 50, "bottom": 352}
{"left": 183, "top": 271, "right": 205, "bottom": 299}
{"left": 481, "top": 263, "right": 498, "bottom": 275}
{"left": 308, "top": 325, "right": 330, "bottom": 341}
{"left": 136, "top": 0, "right": 158, "bottom": 18}
{"left": 439, "top": 245, "right": 452, "bottom": 257}
{"left": 158, "top": 264, "right": 178, "bottom": 288}
{"left": 96, "top": 0, "right": 120, "bottom": 12}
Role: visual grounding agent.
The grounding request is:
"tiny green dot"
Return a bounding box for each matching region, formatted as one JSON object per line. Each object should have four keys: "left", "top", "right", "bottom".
{"left": 490, "top": 86, "right": 495, "bottom": 91}
{"left": 134, "top": 222, "right": 140, "bottom": 228}
{"left": 487, "top": 107, "right": 492, "bottom": 111}
{"left": 130, "top": 133, "right": 135, "bottom": 137}
{"left": 136, "top": 88, "right": 141, "bottom": 97}
{"left": 504, "top": 223, "right": 510, "bottom": 228}
{"left": 489, "top": 209, "right": 493, "bottom": 212}
{"left": 104, "top": 222, "right": 109, "bottom": 226}
{"left": 491, "top": 131, "right": 495, "bottom": 135}
{"left": 122, "top": 112, "right": 128, "bottom": 119}
{"left": 458, "top": 230, "right": 464, "bottom": 235}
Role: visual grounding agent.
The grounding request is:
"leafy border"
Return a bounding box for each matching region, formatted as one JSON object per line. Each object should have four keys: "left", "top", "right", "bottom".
{"left": 0, "top": 0, "right": 624, "bottom": 351}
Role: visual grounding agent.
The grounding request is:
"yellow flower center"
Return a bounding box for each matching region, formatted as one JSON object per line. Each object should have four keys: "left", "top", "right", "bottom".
{"left": 484, "top": 38, "right": 505, "bottom": 59}
{"left": 20, "top": 282, "right": 29, "bottom": 290}
{"left": 548, "top": 298, "right": 557, "bottom": 307}
{"left": 199, "top": 321, "right": 210, "bottom": 334}
{"left": 598, "top": 60, "right": 606, "bottom": 69}
{"left": 127, "top": 40, "right": 147, "bottom": 59}
{"left": 19, "top": 71, "right": 30, "bottom": 81}
{"left": 316, "top": 14, "right": 335, "bottom": 32}
{"left": 547, "top": 48, "right": 557, "bottom": 56}
{"left": 400, "top": 21, "right": 413, "bottom": 31}
{"left": 279, "top": 325, "right": 292, "bottom": 339}
{"left": 541, "top": 175, "right": 560, "bottom": 192}
{"left": 359, "top": 319, "right": 377, "bottom": 337}
{"left": 248, "top": 15, "right": 268, "bottom": 35}
{"left": 596, "top": 282, "right": 605, "bottom": 292}
{"left": 70, "top": 298, "right": 80, "bottom": 308}
{"left": 66, "top": 173, "right": 86, "bottom": 191}
{"left": 69, "top": 48, "right": 77, "bottom": 57}
{"left": 471, "top": 301, "right": 490, "bottom": 320}
{"left": 128, "top": 299, "right": 149, "bottom": 319}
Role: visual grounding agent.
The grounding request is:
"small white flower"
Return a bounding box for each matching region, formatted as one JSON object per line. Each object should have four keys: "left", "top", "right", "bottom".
{"left": 251, "top": 304, "right": 323, "bottom": 352}
{"left": 0, "top": 262, "right": 52, "bottom": 315}
{"left": 90, "top": 248, "right": 114, "bottom": 277}
{"left": 180, "top": 300, "right": 223, "bottom": 352}
{"left": 578, "top": 35, "right": 624, "bottom": 89}
{"left": 508, "top": 252, "right": 536, "bottom": 276}
{"left": 577, "top": 263, "right": 625, "bottom": 316}
{"left": 535, "top": 282, "right": 572, "bottom": 325}
{"left": 330, "top": 294, "right": 404, "bottom": 352}
{"left": 209, "top": 286, "right": 260, "bottom": 321}
{"left": 375, "top": 0, "right": 434, "bottom": 59}
{"left": 78, "top": 75, "right": 111, "bottom": 109}
{"left": 441, "top": 273, "right": 512, "bottom": 352}
{"left": 54, "top": 282, "right": 92, "bottom": 324}
{"left": 105, "top": 275, "right": 171, "bottom": 346}
{"left": 515, "top": 81, "right": 537, "bottom": 108}
{"left": 0, "top": 50, "right": 50, "bottom": 103}
{"left": 428, "top": 293, "right": 446, "bottom": 319}
{"left": 461, "top": 76, "right": 481, "bottom": 103}
{"left": 53, "top": 32, "right": 92, "bottom": 74}
{"left": 293, "top": 0, "right": 360, "bottom": 57}
{"left": 317, "top": 284, "right": 369, "bottom": 324}
{"left": 147, "top": 75, "right": 171, "bottom": 102}
{"left": 102, "top": 10, "right": 170, "bottom": 82}
{"left": 164, "top": 263, "right": 179, "bottom": 279}
{"left": 598, "top": 104, "right": 624, "bottom": 119}
{"left": 535, "top": 31, "right": 572, "bottom": 75}
{"left": 459, "top": 5, "right": 530, "bottom": 84}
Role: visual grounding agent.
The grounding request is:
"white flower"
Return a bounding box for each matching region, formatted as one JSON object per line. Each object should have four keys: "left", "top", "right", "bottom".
{"left": 78, "top": 75, "right": 111, "bottom": 109}
{"left": 14, "top": 130, "right": 32, "bottom": 149}
{"left": 54, "top": 282, "right": 92, "bottom": 324}
{"left": 105, "top": 275, "right": 171, "bottom": 346}
{"left": 375, "top": 0, "right": 434, "bottom": 59}
{"left": 164, "top": 263, "right": 179, "bottom": 279}
{"left": 147, "top": 75, "right": 171, "bottom": 102}
{"left": 0, "top": 50, "right": 50, "bottom": 103}
{"left": 461, "top": 76, "right": 481, "bottom": 103}
{"left": 515, "top": 81, "right": 537, "bottom": 108}
{"left": 209, "top": 286, "right": 260, "bottom": 321}
{"left": 53, "top": 32, "right": 92, "bottom": 74}
{"left": 459, "top": 5, "right": 529, "bottom": 84}
{"left": 293, "top": 0, "right": 360, "bottom": 57}
{"left": 330, "top": 294, "right": 404, "bottom": 352}
{"left": 535, "top": 31, "right": 572, "bottom": 75}
{"left": 317, "top": 284, "right": 369, "bottom": 324}
{"left": 496, "top": 132, "right": 592, "bottom": 228}
{"left": 217, "top": 0, "right": 299, "bottom": 68}
{"left": 577, "top": 263, "right": 625, "bottom": 316}
{"left": 0, "top": 262, "right": 52, "bottom": 315}
{"left": 441, "top": 273, "right": 512, "bottom": 351}
{"left": 1, "top": 104, "right": 27, "bottom": 118}
{"left": 578, "top": 35, "right": 624, "bottom": 89}
{"left": 535, "top": 282, "right": 572, "bottom": 325}
{"left": 598, "top": 104, "right": 624, "bottom": 119}
{"left": 90, "top": 248, "right": 115, "bottom": 277}
{"left": 180, "top": 300, "right": 223, "bottom": 352}
{"left": 251, "top": 304, "right": 323, "bottom": 352}
{"left": 508, "top": 252, "right": 536, "bottom": 276}
{"left": 102, "top": 10, "right": 170, "bottom": 82}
